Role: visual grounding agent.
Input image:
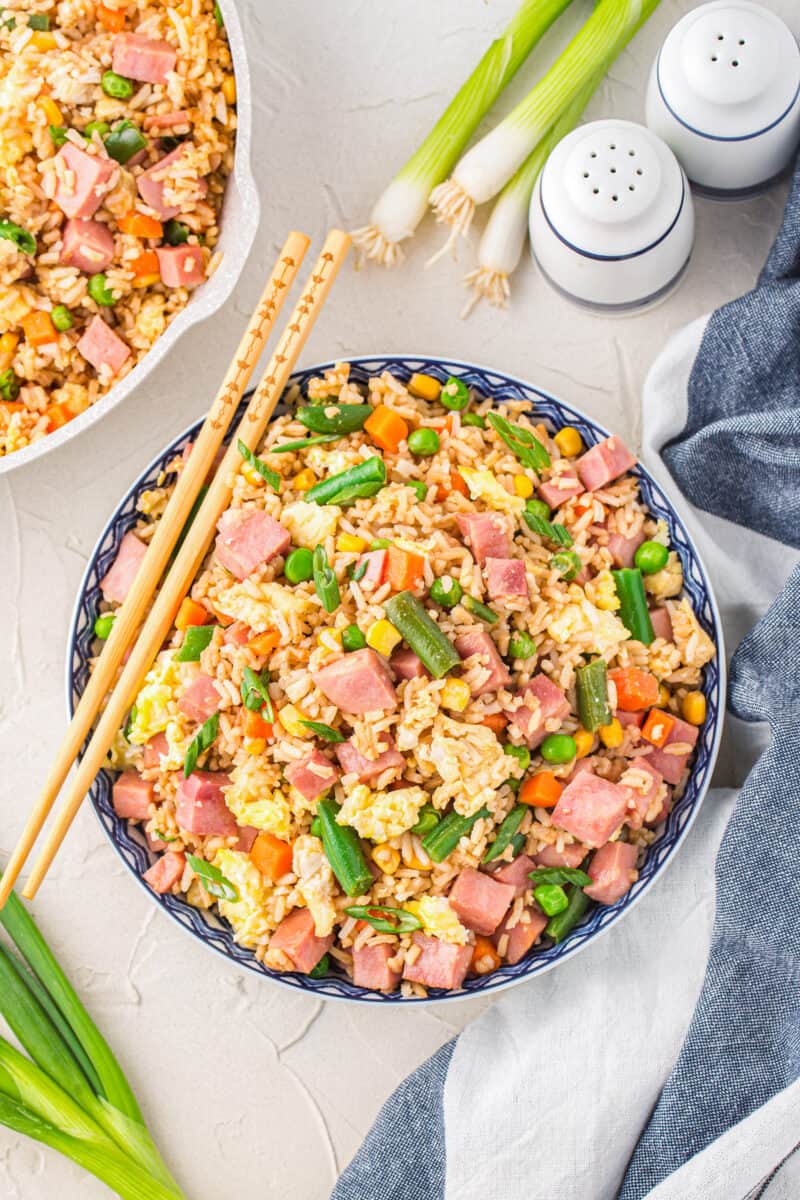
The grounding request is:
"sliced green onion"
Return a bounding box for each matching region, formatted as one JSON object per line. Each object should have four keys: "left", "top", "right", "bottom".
{"left": 407, "top": 480, "right": 429, "bottom": 501}
{"left": 174, "top": 624, "right": 215, "bottom": 662}
{"left": 49, "top": 124, "right": 69, "bottom": 147}
{"left": 487, "top": 411, "right": 550, "bottom": 472}
{"left": 186, "top": 853, "right": 238, "bottom": 902}
{"left": 612, "top": 567, "right": 655, "bottom": 645}
{"left": 237, "top": 439, "right": 280, "bottom": 491}
{"left": 341, "top": 623, "right": 366, "bottom": 652}
{"left": 440, "top": 376, "right": 471, "bottom": 411}
{"left": 0, "top": 368, "right": 19, "bottom": 402}
{"left": 0, "top": 219, "right": 36, "bottom": 256}
{"left": 271, "top": 434, "right": 341, "bottom": 453}
{"left": 544, "top": 884, "right": 591, "bottom": 942}
{"left": 213, "top": 0, "right": 224, "bottom": 27}
{"left": 482, "top": 805, "right": 526, "bottom": 863}
{"left": 104, "top": 120, "right": 147, "bottom": 165}
{"left": 101, "top": 70, "right": 134, "bottom": 100}
{"left": 28, "top": 13, "right": 51, "bottom": 28}
{"left": 84, "top": 120, "right": 110, "bottom": 139}
{"left": 93, "top": 613, "right": 115, "bottom": 640}
{"left": 575, "top": 658, "right": 611, "bottom": 731}
{"left": 297, "top": 404, "right": 371, "bottom": 434}
{"left": 410, "top": 804, "right": 440, "bottom": 836}
{"left": 349, "top": 559, "right": 367, "bottom": 583}
{"left": 462, "top": 594, "right": 499, "bottom": 624}
{"left": 462, "top": 412, "right": 486, "bottom": 429}
{"left": 88, "top": 274, "right": 114, "bottom": 306}
{"left": 299, "top": 719, "right": 345, "bottom": 743}
{"left": 240, "top": 666, "right": 273, "bottom": 719}
{"left": 163, "top": 219, "right": 190, "bottom": 246}
{"left": 344, "top": 905, "right": 422, "bottom": 934}
{"left": 317, "top": 798, "right": 374, "bottom": 897}
{"left": 550, "top": 550, "right": 582, "bottom": 580}
{"left": 523, "top": 510, "right": 574, "bottom": 548}
{"left": 305, "top": 456, "right": 387, "bottom": 506}
{"left": 183, "top": 712, "right": 219, "bottom": 777}
{"left": 51, "top": 304, "right": 73, "bottom": 331}
{"left": 529, "top": 866, "right": 592, "bottom": 888}
{"left": 352, "top": 0, "right": 573, "bottom": 266}
{"left": 384, "top": 590, "right": 460, "bottom": 678}
{"left": 534, "top": 884, "right": 569, "bottom": 916}
{"left": 422, "top": 805, "right": 491, "bottom": 863}
{"left": 503, "top": 743, "right": 531, "bottom": 772}
{"left": 309, "top": 954, "right": 330, "bottom": 979}
{"left": 508, "top": 630, "right": 536, "bottom": 659}
{"left": 123, "top": 705, "right": 137, "bottom": 741}
{"left": 312, "top": 544, "right": 341, "bottom": 613}
{"left": 309, "top": 816, "right": 323, "bottom": 838}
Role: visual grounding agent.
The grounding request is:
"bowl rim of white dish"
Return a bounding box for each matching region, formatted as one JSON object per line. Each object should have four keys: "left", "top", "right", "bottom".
{"left": 66, "top": 354, "right": 727, "bottom": 1004}
{"left": 0, "top": 0, "right": 259, "bottom": 477}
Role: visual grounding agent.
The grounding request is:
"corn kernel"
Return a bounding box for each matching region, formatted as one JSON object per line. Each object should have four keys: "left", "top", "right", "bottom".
{"left": 245, "top": 737, "right": 266, "bottom": 757}
{"left": 405, "top": 838, "right": 433, "bottom": 871}
{"left": 38, "top": 96, "right": 63, "bottom": 126}
{"left": 293, "top": 467, "right": 316, "bottom": 491}
{"left": 681, "top": 691, "right": 706, "bottom": 726}
{"left": 222, "top": 74, "right": 237, "bottom": 105}
{"left": 658, "top": 683, "right": 671, "bottom": 709}
{"left": 0, "top": 332, "right": 19, "bottom": 373}
{"left": 336, "top": 533, "right": 367, "bottom": 554}
{"left": 598, "top": 718, "right": 624, "bottom": 749}
{"left": 441, "top": 677, "right": 470, "bottom": 713}
{"left": 573, "top": 728, "right": 595, "bottom": 759}
{"left": 554, "top": 426, "right": 585, "bottom": 457}
{"left": 241, "top": 461, "right": 263, "bottom": 487}
{"left": 366, "top": 619, "right": 402, "bottom": 657}
{"left": 278, "top": 704, "right": 313, "bottom": 738}
{"left": 408, "top": 372, "right": 441, "bottom": 402}
{"left": 132, "top": 273, "right": 161, "bottom": 289}
{"left": 513, "top": 474, "right": 534, "bottom": 499}
{"left": 372, "top": 843, "right": 401, "bottom": 875}
{"left": 316, "top": 627, "right": 343, "bottom": 654}
{"left": 30, "top": 31, "right": 58, "bottom": 51}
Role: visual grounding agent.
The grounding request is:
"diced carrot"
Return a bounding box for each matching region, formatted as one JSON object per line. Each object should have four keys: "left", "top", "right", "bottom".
{"left": 0, "top": 402, "right": 24, "bottom": 417}
{"left": 641, "top": 708, "right": 676, "bottom": 749}
{"left": 471, "top": 936, "right": 502, "bottom": 976}
{"left": 22, "top": 311, "right": 58, "bottom": 348}
{"left": 436, "top": 470, "right": 469, "bottom": 501}
{"left": 243, "top": 708, "right": 274, "bottom": 740}
{"left": 97, "top": 3, "right": 127, "bottom": 31}
{"left": 209, "top": 602, "right": 234, "bottom": 626}
{"left": 45, "top": 401, "right": 75, "bottom": 431}
{"left": 519, "top": 771, "right": 564, "bottom": 809}
{"left": 608, "top": 668, "right": 660, "bottom": 712}
{"left": 364, "top": 405, "right": 408, "bottom": 454}
{"left": 249, "top": 832, "right": 292, "bottom": 882}
{"left": 386, "top": 544, "right": 425, "bottom": 592}
{"left": 481, "top": 712, "right": 508, "bottom": 735}
{"left": 119, "top": 211, "right": 162, "bottom": 239}
{"left": 247, "top": 629, "right": 281, "bottom": 656}
{"left": 175, "top": 597, "right": 209, "bottom": 631}
{"left": 130, "top": 250, "right": 160, "bottom": 279}
{"left": 30, "top": 30, "right": 57, "bottom": 51}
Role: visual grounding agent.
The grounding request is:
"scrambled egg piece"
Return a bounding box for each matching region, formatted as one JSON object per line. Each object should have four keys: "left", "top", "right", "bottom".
{"left": 306, "top": 446, "right": 360, "bottom": 477}
{"left": 668, "top": 598, "right": 716, "bottom": 668}
{"left": 281, "top": 500, "right": 341, "bottom": 550}
{"left": 415, "top": 715, "right": 509, "bottom": 816}
{"left": 585, "top": 569, "right": 620, "bottom": 611}
{"left": 224, "top": 760, "right": 292, "bottom": 838}
{"left": 292, "top": 835, "right": 336, "bottom": 936}
{"left": 405, "top": 896, "right": 468, "bottom": 945}
{"left": 457, "top": 468, "right": 524, "bottom": 516}
{"left": 547, "top": 588, "right": 629, "bottom": 656}
{"left": 213, "top": 850, "right": 272, "bottom": 947}
{"left": 337, "top": 784, "right": 427, "bottom": 842}
{"left": 217, "top": 579, "right": 311, "bottom": 633}
{"left": 107, "top": 729, "right": 140, "bottom": 772}
{"left": 644, "top": 551, "right": 684, "bottom": 599}
{"left": 125, "top": 651, "right": 192, "bottom": 764}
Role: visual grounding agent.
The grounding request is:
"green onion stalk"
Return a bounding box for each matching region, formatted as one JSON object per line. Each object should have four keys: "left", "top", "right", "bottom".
{"left": 351, "top": 0, "right": 575, "bottom": 267}
{"left": 431, "top": 0, "right": 662, "bottom": 251}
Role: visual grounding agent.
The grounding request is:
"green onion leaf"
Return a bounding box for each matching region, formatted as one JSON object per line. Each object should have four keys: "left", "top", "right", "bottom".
{"left": 182, "top": 712, "right": 219, "bottom": 778}
{"left": 271, "top": 434, "right": 341, "bottom": 453}
{"left": 174, "top": 624, "right": 215, "bottom": 662}
{"left": 186, "top": 854, "right": 238, "bottom": 902}
{"left": 350, "top": 559, "right": 367, "bottom": 583}
{"left": 299, "top": 719, "right": 345, "bottom": 743}
{"left": 482, "top": 805, "right": 526, "bottom": 863}
{"left": 462, "top": 594, "right": 499, "bottom": 624}
{"left": 237, "top": 439, "right": 280, "bottom": 492}
{"left": 309, "top": 954, "right": 330, "bottom": 979}
{"left": 240, "top": 667, "right": 273, "bottom": 720}
{"left": 523, "top": 509, "right": 574, "bottom": 547}
{"left": 344, "top": 905, "right": 422, "bottom": 934}
{"left": 312, "top": 544, "right": 341, "bottom": 613}
{"left": 528, "top": 866, "right": 593, "bottom": 888}
{"left": 487, "top": 411, "right": 550, "bottom": 472}
{"left": 0, "top": 219, "right": 36, "bottom": 257}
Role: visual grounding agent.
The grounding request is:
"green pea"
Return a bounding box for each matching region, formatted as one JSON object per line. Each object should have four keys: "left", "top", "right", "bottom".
{"left": 508, "top": 631, "right": 536, "bottom": 659}
{"left": 534, "top": 884, "right": 569, "bottom": 917}
{"left": 84, "top": 120, "right": 110, "bottom": 138}
{"left": 461, "top": 412, "right": 486, "bottom": 429}
{"left": 407, "top": 480, "right": 428, "bottom": 501}
{"left": 370, "top": 538, "right": 390, "bottom": 550}
{"left": 440, "top": 376, "right": 470, "bottom": 412}
{"left": 51, "top": 305, "right": 73, "bottom": 332}
{"left": 48, "top": 125, "right": 69, "bottom": 147}
{"left": 101, "top": 70, "right": 134, "bottom": 100}
{"left": 0, "top": 368, "right": 19, "bottom": 403}
{"left": 634, "top": 540, "right": 669, "bottom": 575}
{"left": 550, "top": 550, "right": 582, "bottom": 581}
{"left": 429, "top": 576, "right": 463, "bottom": 609}
{"left": 310, "top": 815, "right": 323, "bottom": 837}
{"left": 163, "top": 219, "right": 191, "bottom": 246}
{"left": 104, "top": 119, "right": 147, "bottom": 165}
{"left": 284, "top": 546, "right": 313, "bottom": 583}
{"left": 341, "top": 623, "right": 366, "bottom": 653}
{"left": 408, "top": 428, "right": 440, "bottom": 457}
{"left": 540, "top": 733, "right": 577, "bottom": 764}
{"left": 503, "top": 743, "right": 531, "bottom": 772}
{"left": 88, "top": 274, "right": 114, "bottom": 306}
{"left": 525, "top": 498, "right": 550, "bottom": 520}
{"left": 94, "top": 613, "right": 115, "bottom": 640}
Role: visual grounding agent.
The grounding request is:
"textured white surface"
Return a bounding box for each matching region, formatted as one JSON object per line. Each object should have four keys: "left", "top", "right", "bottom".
{"left": 0, "top": 1, "right": 796, "bottom": 1196}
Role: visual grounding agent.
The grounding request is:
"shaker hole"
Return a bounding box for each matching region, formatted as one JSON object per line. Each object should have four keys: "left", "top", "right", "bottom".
{"left": 731, "top": 59, "right": 739, "bottom": 66}
{"left": 592, "top": 188, "right": 599, "bottom": 195}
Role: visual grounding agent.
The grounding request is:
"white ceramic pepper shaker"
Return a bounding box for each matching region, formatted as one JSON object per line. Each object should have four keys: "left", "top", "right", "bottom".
{"left": 646, "top": 0, "right": 800, "bottom": 197}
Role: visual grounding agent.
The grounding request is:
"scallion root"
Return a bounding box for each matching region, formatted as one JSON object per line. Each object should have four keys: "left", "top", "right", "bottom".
{"left": 351, "top": 224, "right": 405, "bottom": 269}
{"left": 461, "top": 267, "right": 511, "bottom": 317}
{"left": 426, "top": 179, "right": 476, "bottom": 266}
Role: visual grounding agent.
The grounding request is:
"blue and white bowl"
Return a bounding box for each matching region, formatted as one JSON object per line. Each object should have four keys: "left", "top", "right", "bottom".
{"left": 68, "top": 355, "right": 725, "bottom": 1004}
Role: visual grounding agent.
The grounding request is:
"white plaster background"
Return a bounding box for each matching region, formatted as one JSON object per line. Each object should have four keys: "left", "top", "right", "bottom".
{"left": 0, "top": 0, "right": 797, "bottom": 1195}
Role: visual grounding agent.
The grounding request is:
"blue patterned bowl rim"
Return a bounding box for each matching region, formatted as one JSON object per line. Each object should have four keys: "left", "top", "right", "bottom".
{"left": 67, "top": 355, "right": 726, "bottom": 1005}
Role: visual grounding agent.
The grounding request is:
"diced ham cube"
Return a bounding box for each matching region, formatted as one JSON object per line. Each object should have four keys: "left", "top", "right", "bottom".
{"left": 61, "top": 217, "right": 114, "bottom": 273}
{"left": 649, "top": 607, "right": 674, "bottom": 642}
{"left": 485, "top": 557, "right": 528, "bottom": 600}
{"left": 456, "top": 512, "right": 510, "bottom": 565}
{"left": 354, "top": 548, "right": 387, "bottom": 589}
{"left": 177, "top": 673, "right": 220, "bottom": 723}
{"left": 137, "top": 146, "right": 204, "bottom": 220}
{"left": 619, "top": 758, "right": 665, "bottom": 829}
{"left": 112, "top": 32, "right": 177, "bottom": 83}
{"left": 353, "top": 942, "right": 401, "bottom": 991}
{"left": 234, "top": 825, "right": 259, "bottom": 854}
{"left": 402, "top": 934, "right": 473, "bottom": 991}
{"left": 493, "top": 905, "right": 548, "bottom": 964}
{"left": 284, "top": 749, "right": 340, "bottom": 803}
{"left": 389, "top": 646, "right": 428, "bottom": 681}
{"left": 146, "top": 830, "right": 170, "bottom": 853}
{"left": 175, "top": 770, "right": 236, "bottom": 837}
{"left": 583, "top": 841, "right": 639, "bottom": 905}
{"left": 505, "top": 673, "right": 570, "bottom": 748}
{"left": 551, "top": 773, "right": 629, "bottom": 849}
{"left": 617, "top": 710, "right": 644, "bottom": 730}
{"left": 99, "top": 530, "right": 147, "bottom": 604}
{"left": 143, "top": 109, "right": 192, "bottom": 130}
{"left": 268, "top": 908, "right": 333, "bottom": 974}
{"left": 455, "top": 630, "right": 511, "bottom": 697}
{"left": 644, "top": 715, "right": 699, "bottom": 785}
{"left": 538, "top": 474, "right": 583, "bottom": 510}
{"left": 607, "top": 529, "right": 646, "bottom": 568}
{"left": 156, "top": 244, "right": 205, "bottom": 289}
{"left": 215, "top": 509, "right": 291, "bottom": 580}
{"left": 112, "top": 771, "right": 153, "bottom": 820}
{"left": 143, "top": 850, "right": 185, "bottom": 894}
{"left": 143, "top": 731, "right": 169, "bottom": 770}
{"left": 52, "top": 143, "right": 115, "bottom": 219}
{"left": 313, "top": 648, "right": 398, "bottom": 714}
{"left": 222, "top": 621, "right": 251, "bottom": 647}
{"left": 489, "top": 854, "right": 536, "bottom": 896}
{"left": 576, "top": 435, "right": 637, "bottom": 492}
{"left": 448, "top": 867, "right": 515, "bottom": 935}
{"left": 533, "top": 843, "right": 587, "bottom": 869}
{"left": 77, "top": 315, "right": 131, "bottom": 376}
{"left": 335, "top": 738, "right": 404, "bottom": 783}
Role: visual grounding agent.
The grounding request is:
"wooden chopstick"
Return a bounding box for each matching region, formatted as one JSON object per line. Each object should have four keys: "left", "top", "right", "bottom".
{"left": 19, "top": 229, "right": 351, "bottom": 902}
{"left": 0, "top": 231, "right": 311, "bottom": 911}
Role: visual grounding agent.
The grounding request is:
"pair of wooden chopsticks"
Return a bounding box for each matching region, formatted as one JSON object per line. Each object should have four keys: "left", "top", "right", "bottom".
{"left": 0, "top": 228, "right": 351, "bottom": 909}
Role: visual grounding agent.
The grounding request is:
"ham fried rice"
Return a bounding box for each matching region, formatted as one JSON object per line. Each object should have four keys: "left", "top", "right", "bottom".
{"left": 99, "top": 364, "right": 717, "bottom": 997}
{"left": 0, "top": 0, "right": 235, "bottom": 458}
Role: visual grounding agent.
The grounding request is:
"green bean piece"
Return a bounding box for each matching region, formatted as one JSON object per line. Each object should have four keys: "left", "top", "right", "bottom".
{"left": 101, "top": 70, "right": 134, "bottom": 100}
{"left": 0, "top": 369, "right": 20, "bottom": 403}
{"left": 482, "top": 805, "right": 526, "bottom": 864}
{"left": 308, "top": 953, "right": 330, "bottom": 979}
{"left": 341, "top": 623, "right": 366, "bottom": 653}
{"left": 297, "top": 404, "right": 371, "bottom": 435}
{"left": 440, "top": 376, "right": 470, "bottom": 412}
{"left": 540, "top": 734, "right": 577, "bottom": 764}
{"left": 174, "top": 624, "right": 216, "bottom": 662}
{"left": 411, "top": 804, "right": 440, "bottom": 837}
{"left": 503, "top": 743, "right": 531, "bottom": 772}
{"left": 384, "top": 591, "right": 460, "bottom": 679}
{"left": 534, "top": 884, "right": 569, "bottom": 917}
{"left": 612, "top": 568, "right": 655, "bottom": 645}
{"left": 529, "top": 866, "right": 593, "bottom": 888}
{"left": 634, "top": 540, "right": 669, "bottom": 575}
{"left": 305, "top": 456, "right": 387, "bottom": 505}
{"left": 48, "top": 125, "right": 69, "bottom": 147}
{"left": 508, "top": 630, "right": 536, "bottom": 659}
{"left": 93, "top": 613, "right": 115, "bottom": 640}
{"left": 51, "top": 305, "right": 73, "bottom": 332}
{"left": 462, "top": 594, "right": 499, "bottom": 625}
{"left": 461, "top": 412, "right": 486, "bottom": 429}
{"left": 87, "top": 274, "right": 114, "bottom": 306}
{"left": 549, "top": 550, "right": 582, "bottom": 581}
{"left": 104, "top": 120, "right": 147, "bottom": 165}
{"left": 237, "top": 439, "right": 280, "bottom": 492}
{"left": 312, "top": 544, "right": 340, "bottom": 613}
{"left": 183, "top": 712, "right": 219, "bottom": 778}
{"left": 163, "top": 219, "right": 191, "bottom": 246}
{"left": 284, "top": 547, "right": 313, "bottom": 584}
{"left": 408, "top": 428, "right": 440, "bottom": 457}
{"left": 545, "top": 885, "right": 591, "bottom": 942}
{"left": 575, "top": 658, "right": 611, "bottom": 731}
{"left": 487, "top": 411, "right": 551, "bottom": 472}
{"left": 344, "top": 905, "right": 422, "bottom": 934}
{"left": 0, "top": 219, "right": 36, "bottom": 257}
{"left": 84, "top": 120, "right": 110, "bottom": 139}
{"left": 422, "top": 806, "right": 491, "bottom": 863}
{"left": 429, "top": 576, "right": 463, "bottom": 609}
{"left": 317, "top": 798, "right": 374, "bottom": 897}
{"left": 407, "top": 480, "right": 428, "bottom": 501}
